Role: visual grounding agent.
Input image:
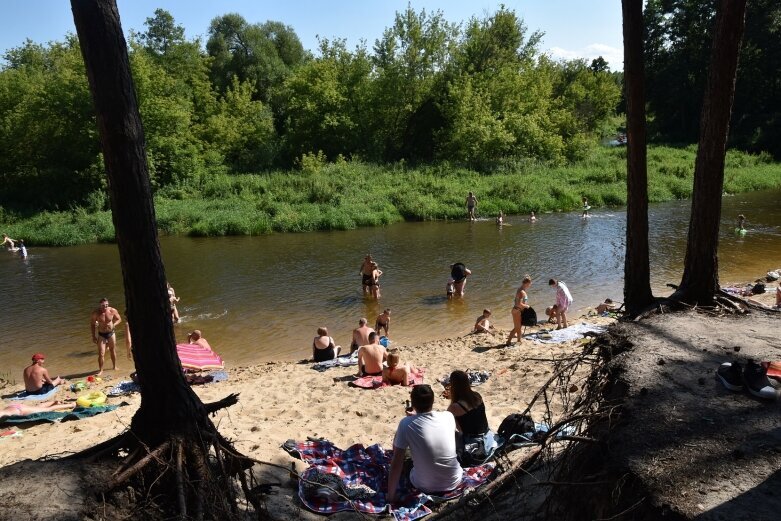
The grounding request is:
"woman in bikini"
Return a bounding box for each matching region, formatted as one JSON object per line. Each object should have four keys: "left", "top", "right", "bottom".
{"left": 506, "top": 275, "right": 532, "bottom": 346}
{"left": 312, "top": 327, "right": 341, "bottom": 362}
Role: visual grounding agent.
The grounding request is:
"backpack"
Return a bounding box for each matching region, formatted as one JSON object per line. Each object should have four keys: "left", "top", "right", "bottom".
{"left": 497, "top": 413, "right": 535, "bottom": 439}
{"left": 752, "top": 283, "right": 766, "bottom": 294}
{"left": 521, "top": 307, "right": 537, "bottom": 326}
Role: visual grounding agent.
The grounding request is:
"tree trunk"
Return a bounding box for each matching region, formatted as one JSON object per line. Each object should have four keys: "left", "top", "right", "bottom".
{"left": 674, "top": 0, "right": 748, "bottom": 305}
{"left": 70, "top": 0, "right": 206, "bottom": 443}
{"left": 621, "top": 0, "right": 655, "bottom": 316}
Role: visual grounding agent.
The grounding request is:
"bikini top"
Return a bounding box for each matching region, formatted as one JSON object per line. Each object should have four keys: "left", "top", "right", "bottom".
{"left": 514, "top": 290, "right": 528, "bottom": 307}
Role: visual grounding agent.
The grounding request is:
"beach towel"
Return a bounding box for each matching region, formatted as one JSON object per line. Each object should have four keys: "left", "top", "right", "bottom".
{"left": 312, "top": 353, "right": 359, "bottom": 372}
{"left": 528, "top": 323, "right": 606, "bottom": 344}
{"left": 285, "top": 439, "right": 494, "bottom": 521}
{"left": 176, "top": 343, "right": 225, "bottom": 370}
{"left": 351, "top": 368, "right": 426, "bottom": 389}
{"left": 8, "top": 386, "right": 59, "bottom": 401}
{"left": 106, "top": 380, "right": 141, "bottom": 397}
{"left": 0, "top": 405, "right": 119, "bottom": 426}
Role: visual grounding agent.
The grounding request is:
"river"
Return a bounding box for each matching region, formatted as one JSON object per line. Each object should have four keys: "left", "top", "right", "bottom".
{"left": 1, "top": 190, "right": 779, "bottom": 377}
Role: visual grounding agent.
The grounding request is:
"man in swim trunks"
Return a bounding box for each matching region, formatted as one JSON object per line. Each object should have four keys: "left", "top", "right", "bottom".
{"left": 23, "top": 353, "right": 65, "bottom": 393}
{"left": 360, "top": 254, "right": 375, "bottom": 295}
{"left": 465, "top": 192, "right": 478, "bottom": 221}
{"left": 90, "top": 297, "right": 122, "bottom": 375}
{"left": 351, "top": 317, "right": 375, "bottom": 353}
{"left": 2, "top": 233, "right": 16, "bottom": 250}
{"left": 375, "top": 309, "right": 391, "bottom": 336}
{"left": 356, "top": 332, "right": 387, "bottom": 377}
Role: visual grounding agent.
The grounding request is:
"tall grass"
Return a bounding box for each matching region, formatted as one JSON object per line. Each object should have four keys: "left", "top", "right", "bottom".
{"left": 3, "top": 145, "right": 781, "bottom": 246}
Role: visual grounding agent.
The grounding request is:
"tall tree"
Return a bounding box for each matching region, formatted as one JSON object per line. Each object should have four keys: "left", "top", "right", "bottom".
{"left": 674, "top": 0, "right": 748, "bottom": 304}
{"left": 140, "top": 8, "right": 185, "bottom": 56}
{"left": 69, "top": 1, "right": 252, "bottom": 517}
{"left": 622, "top": 0, "right": 655, "bottom": 315}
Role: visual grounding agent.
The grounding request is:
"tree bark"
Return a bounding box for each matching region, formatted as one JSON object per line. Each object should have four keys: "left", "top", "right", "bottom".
{"left": 675, "top": 0, "right": 748, "bottom": 305}
{"left": 70, "top": 0, "right": 207, "bottom": 441}
{"left": 621, "top": 0, "right": 655, "bottom": 316}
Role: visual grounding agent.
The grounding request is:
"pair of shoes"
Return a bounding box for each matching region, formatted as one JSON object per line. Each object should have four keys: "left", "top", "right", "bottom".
{"left": 717, "top": 361, "right": 779, "bottom": 400}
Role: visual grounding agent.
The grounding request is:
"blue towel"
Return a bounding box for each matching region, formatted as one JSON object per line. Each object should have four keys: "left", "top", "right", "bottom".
{"left": 8, "top": 386, "right": 59, "bottom": 401}
{"left": 0, "top": 405, "right": 119, "bottom": 425}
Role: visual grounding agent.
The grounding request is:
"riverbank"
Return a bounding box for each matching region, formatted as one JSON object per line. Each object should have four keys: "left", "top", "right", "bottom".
{"left": 3, "top": 145, "right": 781, "bottom": 246}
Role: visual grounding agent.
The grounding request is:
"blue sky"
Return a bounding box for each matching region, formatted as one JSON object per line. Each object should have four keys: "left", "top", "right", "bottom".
{"left": 1, "top": 1, "right": 624, "bottom": 69}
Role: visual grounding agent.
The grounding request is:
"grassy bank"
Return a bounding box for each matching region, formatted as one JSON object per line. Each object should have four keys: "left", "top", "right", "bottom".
{"left": 3, "top": 145, "right": 781, "bottom": 246}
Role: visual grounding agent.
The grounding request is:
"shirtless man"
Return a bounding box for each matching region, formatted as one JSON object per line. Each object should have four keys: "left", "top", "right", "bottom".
{"left": 351, "top": 317, "right": 375, "bottom": 353}
{"left": 187, "top": 329, "right": 212, "bottom": 350}
{"left": 465, "top": 192, "right": 478, "bottom": 221}
{"left": 90, "top": 298, "right": 122, "bottom": 375}
{"left": 356, "top": 332, "right": 387, "bottom": 377}
{"left": 23, "top": 353, "right": 64, "bottom": 393}
{"left": 360, "top": 254, "right": 375, "bottom": 295}
{"left": 375, "top": 309, "right": 391, "bottom": 336}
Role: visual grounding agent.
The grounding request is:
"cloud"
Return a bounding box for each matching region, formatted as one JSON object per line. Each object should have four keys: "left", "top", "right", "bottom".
{"left": 547, "top": 43, "right": 623, "bottom": 70}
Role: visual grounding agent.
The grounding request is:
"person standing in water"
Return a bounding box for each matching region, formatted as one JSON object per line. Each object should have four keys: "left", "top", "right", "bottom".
{"left": 529, "top": 211, "right": 537, "bottom": 222}
{"left": 737, "top": 214, "right": 746, "bottom": 231}
{"left": 581, "top": 197, "right": 590, "bottom": 218}
{"left": 375, "top": 308, "right": 391, "bottom": 336}
{"left": 465, "top": 192, "right": 478, "bottom": 221}
{"left": 90, "top": 298, "right": 122, "bottom": 375}
{"left": 360, "top": 254, "right": 375, "bottom": 295}
{"left": 2, "top": 234, "right": 16, "bottom": 250}
{"left": 450, "top": 262, "right": 472, "bottom": 297}
{"left": 18, "top": 239, "right": 27, "bottom": 258}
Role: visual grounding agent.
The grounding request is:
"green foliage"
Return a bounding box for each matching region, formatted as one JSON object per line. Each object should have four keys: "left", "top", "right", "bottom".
{"left": 6, "top": 146, "right": 781, "bottom": 245}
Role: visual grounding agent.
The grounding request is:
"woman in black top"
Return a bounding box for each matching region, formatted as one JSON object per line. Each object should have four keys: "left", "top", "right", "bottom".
{"left": 447, "top": 370, "right": 489, "bottom": 436}
{"left": 313, "top": 327, "right": 341, "bottom": 362}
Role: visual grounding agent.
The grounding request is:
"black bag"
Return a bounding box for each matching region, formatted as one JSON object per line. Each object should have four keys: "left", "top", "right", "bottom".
{"left": 752, "top": 283, "right": 766, "bottom": 294}
{"left": 497, "top": 413, "right": 535, "bottom": 439}
{"left": 521, "top": 307, "right": 537, "bottom": 326}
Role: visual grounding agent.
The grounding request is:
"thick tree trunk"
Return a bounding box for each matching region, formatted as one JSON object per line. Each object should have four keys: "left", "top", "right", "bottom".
{"left": 621, "top": 0, "right": 655, "bottom": 316}
{"left": 70, "top": 0, "right": 207, "bottom": 441}
{"left": 675, "top": 0, "right": 748, "bottom": 305}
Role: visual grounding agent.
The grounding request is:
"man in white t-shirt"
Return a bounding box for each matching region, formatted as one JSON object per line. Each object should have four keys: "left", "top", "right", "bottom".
{"left": 386, "top": 384, "right": 463, "bottom": 504}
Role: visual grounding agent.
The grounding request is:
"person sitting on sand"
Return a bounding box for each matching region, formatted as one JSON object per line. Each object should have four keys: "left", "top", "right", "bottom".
{"left": 23, "top": 353, "right": 65, "bottom": 394}
{"left": 474, "top": 309, "right": 495, "bottom": 334}
{"left": 2, "top": 233, "right": 16, "bottom": 250}
{"left": 312, "top": 327, "right": 341, "bottom": 362}
{"left": 548, "top": 278, "right": 573, "bottom": 330}
{"left": 383, "top": 352, "right": 411, "bottom": 386}
{"left": 544, "top": 305, "right": 558, "bottom": 324}
{"left": 529, "top": 211, "right": 537, "bottom": 222}
{"left": 356, "top": 332, "right": 387, "bottom": 377}
{"left": 387, "top": 384, "right": 462, "bottom": 503}
{"left": 447, "top": 370, "right": 489, "bottom": 437}
{"left": 375, "top": 309, "right": 391, "bottom": 337}
{"left": 187, "top": 329, "right": 212, "bottom": 350}
{"left": 596, "top": 298, "right": 617, "bottom": 315}
{"left": 1, "top": 400, "right": 73, "bottom": 418}
{"left": 351, "top": 318, "right": 374, "bottom": 353}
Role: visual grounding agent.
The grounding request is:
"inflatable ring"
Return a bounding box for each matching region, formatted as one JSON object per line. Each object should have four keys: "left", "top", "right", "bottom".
{"left": 76, "top": 391, "right": 107, "bottom": 408}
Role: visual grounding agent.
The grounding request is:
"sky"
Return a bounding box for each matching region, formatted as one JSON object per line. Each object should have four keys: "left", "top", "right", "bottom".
{"left": 0, "top": 1, "right": 624, "bottom": 69}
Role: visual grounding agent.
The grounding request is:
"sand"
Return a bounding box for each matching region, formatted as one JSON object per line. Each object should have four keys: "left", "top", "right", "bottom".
{"left": 0, "top": 315, "right": 613, "bottom": 472}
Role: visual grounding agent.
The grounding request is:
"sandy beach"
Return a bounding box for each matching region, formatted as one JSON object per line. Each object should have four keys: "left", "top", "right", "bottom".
{"left": 0, "top": 314, "right": 615, "bottom": 472}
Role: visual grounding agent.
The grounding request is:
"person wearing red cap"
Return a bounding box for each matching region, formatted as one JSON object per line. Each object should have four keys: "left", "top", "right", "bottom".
{"left": 23, "top": 353, "right": 65, "bottom": 394}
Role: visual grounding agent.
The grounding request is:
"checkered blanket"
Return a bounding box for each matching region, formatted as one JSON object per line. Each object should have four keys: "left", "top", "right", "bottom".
{"left": 286, "top": 439, "right": 494, "bottom": 520}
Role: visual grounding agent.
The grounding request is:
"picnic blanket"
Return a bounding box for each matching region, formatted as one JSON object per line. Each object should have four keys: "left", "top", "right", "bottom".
{"left": 8, "top": 386, "right": 60, "bottom": 401}
{"left": 0, "top": 405, "right": 119, "bottom": 426}
{"left": 351, "top": 367, "right": 426, "bottom": 389}
{"left": 527, "top": 323, "right": 606, "bottom": 344}
{"left": 284, "top": 439, "right": 494, "bottom": 521}
{"left": 176, "top": 343, "right": 225, "bottom": 370}
{"left": 312, "top": 353, "right": 359, "bottom": 372}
